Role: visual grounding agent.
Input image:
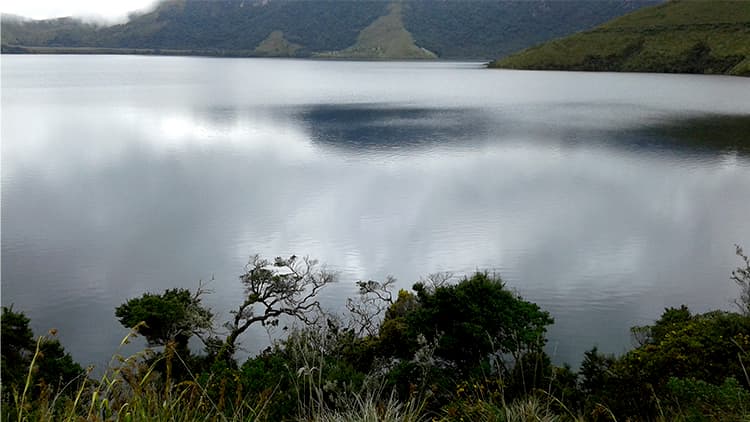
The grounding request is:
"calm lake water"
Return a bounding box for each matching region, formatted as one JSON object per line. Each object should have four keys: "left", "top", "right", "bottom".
{"left": 2, "top": 55, "right": 750, "bottom": 368}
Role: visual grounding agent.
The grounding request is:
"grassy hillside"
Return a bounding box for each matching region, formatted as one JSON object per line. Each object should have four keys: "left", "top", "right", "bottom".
{"left": 491, "top": 0, "right": 750, "bottom": 76}
{"left": 316, "top": 3, "right": 436, "bottom": 59}
{"left": 2, "top": 0, "right": 658, "bottom": 60}
{"left": 254, "top": 31, "right": 301, "bottom": 56}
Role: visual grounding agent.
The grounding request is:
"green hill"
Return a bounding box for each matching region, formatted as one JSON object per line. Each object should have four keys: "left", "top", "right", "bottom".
{"left": 490, "top": 0, "right": 750, "bottom": 76}
{"left": 315, "top": 3, "right": 436, "bottom": 59}
{"left": 1, "top": 0, "right": 658, "bottom": 60}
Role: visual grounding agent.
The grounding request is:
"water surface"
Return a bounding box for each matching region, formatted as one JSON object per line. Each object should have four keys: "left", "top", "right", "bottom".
{"left": 2, "top": 55, "right": 750, "bottom": 367}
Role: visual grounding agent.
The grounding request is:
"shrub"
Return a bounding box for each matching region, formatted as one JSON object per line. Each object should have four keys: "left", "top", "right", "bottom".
{"left": 386, "top": 272, "right": 553, "bottom": 377}
{"left": 1, "top": 307, "right": 84, "bottom": 401}
{"left": 115, "top": 287, "right": 213, "bottom": 351}
{"left": 666, "top": 377, "right": 750, "bottom": 421}
{"left": 581, "top": 307, "right": 750, "bottom": 420}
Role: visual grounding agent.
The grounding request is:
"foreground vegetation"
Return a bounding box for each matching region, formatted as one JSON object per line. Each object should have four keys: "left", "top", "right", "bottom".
{"left": 2, "top": 248, "right": 750, "bottom": 421}
{"left": 491, "top": 0, "right": 750, "bottom": 76}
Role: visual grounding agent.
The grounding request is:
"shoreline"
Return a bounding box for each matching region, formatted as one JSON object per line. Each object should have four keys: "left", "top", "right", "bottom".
{"left": 0, "top": 44, "right": 492, "bottom": 62}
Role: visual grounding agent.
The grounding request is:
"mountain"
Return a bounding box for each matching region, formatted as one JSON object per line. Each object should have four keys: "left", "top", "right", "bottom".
{"left": 1, "top": 0, "right": 659, "bottom": 60}
{"left": 490, "top": 0, "right": 750, "bottom": 76}
{"left": 315, "top": 3, "right": 436, "bottom": 59}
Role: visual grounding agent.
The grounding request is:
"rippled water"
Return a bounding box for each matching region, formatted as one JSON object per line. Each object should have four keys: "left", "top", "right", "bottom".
{"left": 2, "top": 55, "right": 749, "bottom": 367}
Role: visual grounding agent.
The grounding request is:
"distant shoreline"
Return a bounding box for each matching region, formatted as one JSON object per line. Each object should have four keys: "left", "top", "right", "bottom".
{"left": 7, "top": 47, "right": 748, "bottom": 77}
{"left": 1, "top": 44, "right": 288, "bottom": 58}
{"left": 0, "top": 44, "right": 493, "bottom": 62}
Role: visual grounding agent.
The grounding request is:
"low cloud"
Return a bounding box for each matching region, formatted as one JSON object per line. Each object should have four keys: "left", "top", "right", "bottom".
{"left": 0, "top": 0, "right": 158, "bottom": 25}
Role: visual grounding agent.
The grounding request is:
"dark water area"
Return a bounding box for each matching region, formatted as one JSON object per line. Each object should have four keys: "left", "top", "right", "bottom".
{"left": 2, "top": 56, "right": 749, "bottom": 368}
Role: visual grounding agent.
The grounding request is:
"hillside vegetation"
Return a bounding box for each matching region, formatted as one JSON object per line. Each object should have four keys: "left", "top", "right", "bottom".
{"left": 403, "top": 0, "right": 659, "bottom": 59}
{"left": 1, "top": 0, "right": 658, "bottom": 60}
{"left": 254, "top": 31, "right": 301, "bottom": 57}
{"left": 316, "top": 3, "right": 436, "bottom": 59}
{"left": 491, "top": 0, "right": 750, "bottom": 76}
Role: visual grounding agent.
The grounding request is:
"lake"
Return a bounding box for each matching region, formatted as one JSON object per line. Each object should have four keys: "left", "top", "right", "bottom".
{"left": 2, "top": 55, "right": 749, "bottom": 368}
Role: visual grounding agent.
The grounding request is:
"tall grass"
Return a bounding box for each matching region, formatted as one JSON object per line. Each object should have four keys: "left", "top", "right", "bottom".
{"left": 6, "top": 325, "right": 749, "bottom": 421}
{"left": 4, "top": 328, "right": 271, "bottom": 422}
{"left": 283, "top": 325, "right": 427, "bottom": 422}
{"left": 5, "top": 325, "right": 427, "bottom": 422}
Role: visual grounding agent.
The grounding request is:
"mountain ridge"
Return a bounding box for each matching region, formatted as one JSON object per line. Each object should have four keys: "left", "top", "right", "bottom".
{"left": 2, "top": 0, "right": 659, "bottom": 60}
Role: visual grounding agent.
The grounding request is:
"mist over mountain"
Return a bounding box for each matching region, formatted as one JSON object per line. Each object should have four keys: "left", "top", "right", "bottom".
{"left": 1, "top": 0, "right": 659, "bottom": 60}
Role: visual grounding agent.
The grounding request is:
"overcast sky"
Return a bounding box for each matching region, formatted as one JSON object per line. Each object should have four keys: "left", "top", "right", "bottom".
{"left": 1, "top": 0, "right": 157, "bottom": 22}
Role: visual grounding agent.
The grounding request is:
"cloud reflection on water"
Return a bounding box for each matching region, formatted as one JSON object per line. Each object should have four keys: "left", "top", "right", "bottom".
{"left": 2, "top": 58, "right": 749, "bottom": 368}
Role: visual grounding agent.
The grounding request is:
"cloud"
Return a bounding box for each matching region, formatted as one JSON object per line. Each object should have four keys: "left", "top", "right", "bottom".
{"left": 0, "top": 0, "right": 158, "bottom": 24}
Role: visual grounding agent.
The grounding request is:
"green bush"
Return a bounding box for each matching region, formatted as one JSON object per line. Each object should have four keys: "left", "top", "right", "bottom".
{"left": 115, "top": 288, "right": 213, "bottom": 351}
{"left": 375, "top": 272, "right": 554, "bottom": 410}
{"left": 387, "top": 272, "right": 553, "bottom": 378}
{"left": 1, "top": 307, "right": 84, "bottom": 397}
{"left": 666, "top": 377, "right": 750, "bottom": 421}
{"left": 579, "top": 307, "right": 750, "bottom": 420}
{"left": 623, "top": 310, "right": 750, "bottom": 389}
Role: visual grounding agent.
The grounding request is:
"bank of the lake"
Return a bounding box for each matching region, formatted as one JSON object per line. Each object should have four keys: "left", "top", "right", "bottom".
{"left": 4, "top": 262, "right": 750, "bottom": 421}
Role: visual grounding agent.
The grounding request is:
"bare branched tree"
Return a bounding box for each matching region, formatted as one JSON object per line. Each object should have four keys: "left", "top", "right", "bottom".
{"left": 219, "top": 254, "right": 336, "bottom": 360}
{"left": 346, "top": 276, "right": 396, "bottom": 336}
{"left": 421, "top": 272, "right": 454, "bottom": 290}
{"left": 732, "top": 244, "right": 750, "bottom": 316}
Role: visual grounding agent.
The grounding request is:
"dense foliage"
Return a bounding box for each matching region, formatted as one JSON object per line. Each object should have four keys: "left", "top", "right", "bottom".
{"left": 115, "top": 288, "right": 213, "bottom": 351}
{"left": 580, "top": 308, "right": 750, "bottom": 419}
{"left": 2, "top": 250, "right": 750, "bottom": 421}
{"left": 380, "top": 273, "right": 552, "bottom": 376}
{"left": 1, "top": 306, "right": 84, "bottom": 415}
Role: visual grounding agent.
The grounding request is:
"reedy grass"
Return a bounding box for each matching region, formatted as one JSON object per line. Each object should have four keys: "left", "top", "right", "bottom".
{"left": 502, "top": 396, "right": 566, "bottom": 422}
{"left": 284, "top": 324, "right": 428, "bottom": 422}
{"left": 5, "top": 323, "right": 426, "bottom": 422}
{"left": 312, "top": 391, "right": 425, "bottom": 422}
{"left": 4, "top": 327, "right": 273, "bottom": 422}
{"left": 6, "top": 323, "right": 750, "bottom": 421}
